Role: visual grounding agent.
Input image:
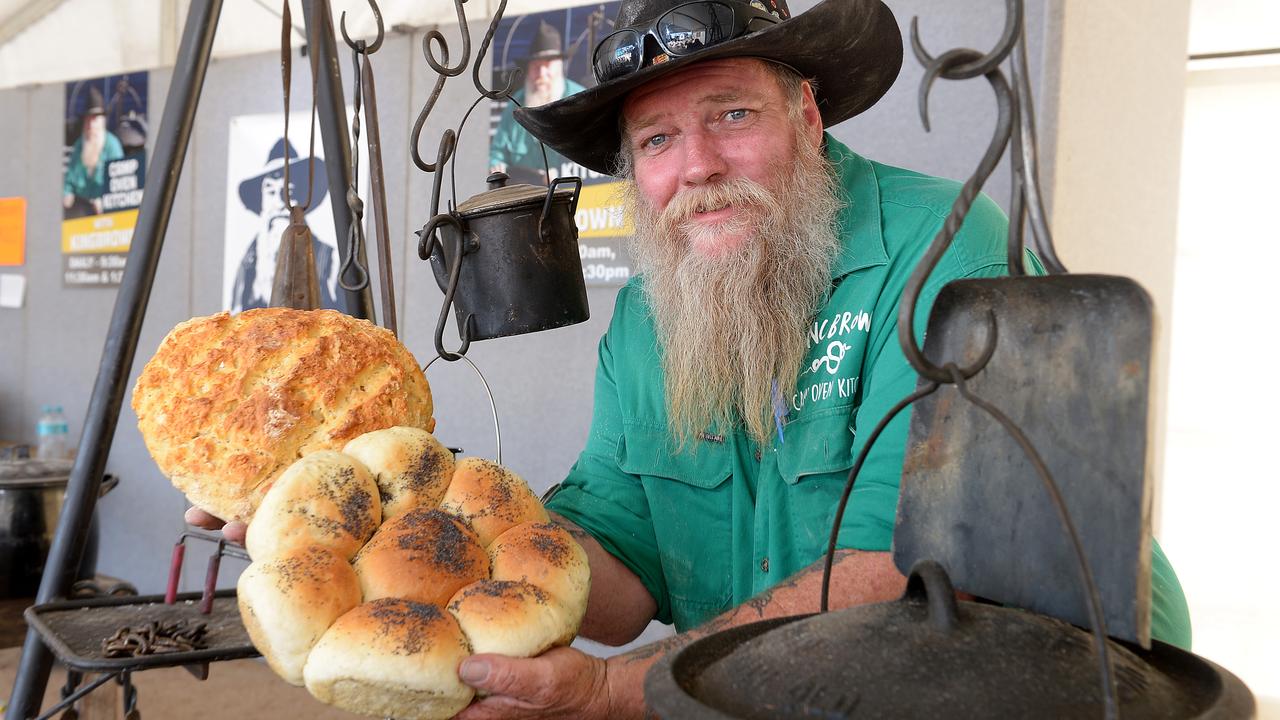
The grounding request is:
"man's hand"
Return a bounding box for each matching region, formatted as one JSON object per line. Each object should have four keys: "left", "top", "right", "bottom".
{"left": 453, "top": 647, "right": 612, "bottom": 720}
{"left": 183, "top": 507, "right": 247, "bottom": 545}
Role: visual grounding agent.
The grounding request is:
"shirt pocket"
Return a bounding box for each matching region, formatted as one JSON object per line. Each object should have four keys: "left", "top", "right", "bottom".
{"left": 776, "top": 404, "right": 857, "bottom": 485}
{"left": 773, "top": 405, "right": 861, "bottom": 558}
{"left": 617, "top": 424, "right": 734, "bottom": 629}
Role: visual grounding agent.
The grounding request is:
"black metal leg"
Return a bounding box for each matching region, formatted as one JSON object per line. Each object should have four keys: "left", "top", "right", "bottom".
{"left": 5, "top": 2, "right": 224, "bottom": 717}
{"left": 301, "top": 0, "right": 374, "bottom": 321}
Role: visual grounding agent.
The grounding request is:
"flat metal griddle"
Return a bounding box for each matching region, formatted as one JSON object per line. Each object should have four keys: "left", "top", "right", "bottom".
{"left": 23, "top": 589, "right": 258, "bottom": 674}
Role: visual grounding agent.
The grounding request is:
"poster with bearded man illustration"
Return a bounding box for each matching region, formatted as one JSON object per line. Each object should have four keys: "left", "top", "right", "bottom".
{"left": 490, "top": 3, "right": 633, "bottom": 287}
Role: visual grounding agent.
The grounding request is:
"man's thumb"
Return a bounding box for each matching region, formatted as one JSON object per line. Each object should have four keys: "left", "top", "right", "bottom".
{"left": 459, "top": 654, "right": 532, "bottom": 696}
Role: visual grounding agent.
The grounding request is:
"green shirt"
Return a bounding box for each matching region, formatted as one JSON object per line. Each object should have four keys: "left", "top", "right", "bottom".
{"left": 547, "top": 136, "right": 1192, "bottom": 649}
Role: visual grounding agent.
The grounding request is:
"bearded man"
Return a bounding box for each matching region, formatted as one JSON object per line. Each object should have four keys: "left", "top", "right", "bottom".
{"left": 186, "top": 0, "right": 1191, "bottom": 714}
{"left": 449, "top": 0, "right": 1192, "bottom": 717}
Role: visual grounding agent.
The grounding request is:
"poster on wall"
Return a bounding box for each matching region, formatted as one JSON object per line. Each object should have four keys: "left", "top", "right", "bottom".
{"left": 222, "top": 112, "right": 367, "bottom": 313}
{"left": 0, "top": 197, "right": 25, "bottom": 266}
{"left": 61, "top": 72, "right": 148, "bottom": 287}
{"left": 489, "top": 3, "right": 633, "bottom": 287}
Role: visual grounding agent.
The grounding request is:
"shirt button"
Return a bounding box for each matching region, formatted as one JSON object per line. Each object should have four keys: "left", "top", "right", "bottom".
{"left": 754, "top": 449, "right": 762, "bottom": 461}
{"left": 760, "top": 557, "right": 769, "bottom": 573}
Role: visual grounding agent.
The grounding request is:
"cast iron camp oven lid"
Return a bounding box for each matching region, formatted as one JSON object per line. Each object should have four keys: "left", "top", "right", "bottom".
{"left": 644, "top": 562, "right": 1254, "bottom": 719}
{"left": 453, "top": 172, "right": 577, "bottom": 220}
{"left": 0, "top": 458, "right": 73, "bottom": 489}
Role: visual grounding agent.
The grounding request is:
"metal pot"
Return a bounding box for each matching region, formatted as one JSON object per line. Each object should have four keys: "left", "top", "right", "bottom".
{"left": 0, "top": 459, "right": 117, "bottom": 598}
{"left": 645, "top": 561, "right": 1255, "bottom": 719}
{"left": 417, "top": 172, "right": 589, "bottom": 359}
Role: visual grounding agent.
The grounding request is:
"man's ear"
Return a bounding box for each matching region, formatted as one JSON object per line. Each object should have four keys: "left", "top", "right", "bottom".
{"left": 800, "top": 80, "right": 824, "bottom": 147}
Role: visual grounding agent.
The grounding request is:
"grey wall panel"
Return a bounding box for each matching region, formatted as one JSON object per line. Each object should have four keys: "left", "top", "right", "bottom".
{"left": 0, "top": 86, "right": 29, "bottom": 443}
{"left": 829, "top": 0, "right": 1053, "bottom": 216}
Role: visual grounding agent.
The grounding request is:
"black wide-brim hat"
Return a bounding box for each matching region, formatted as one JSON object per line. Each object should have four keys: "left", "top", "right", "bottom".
{"left": 237, "top": 138, "right": 328, "bottom": 216}
{"left": 514, "top": 0, "right": 903, "bottom": 176}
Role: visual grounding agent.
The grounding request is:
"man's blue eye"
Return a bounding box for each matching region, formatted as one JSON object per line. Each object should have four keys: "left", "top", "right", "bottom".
{"left": 726, "top": 109, "right": 750, "bottom": 121}
{"left": 645, "top": 134, "right": 668, "bottom": 149}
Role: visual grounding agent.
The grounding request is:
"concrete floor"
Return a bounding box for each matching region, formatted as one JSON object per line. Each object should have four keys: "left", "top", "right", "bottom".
{"left": 0, "top": 646, "right": 360, "bottom": 719}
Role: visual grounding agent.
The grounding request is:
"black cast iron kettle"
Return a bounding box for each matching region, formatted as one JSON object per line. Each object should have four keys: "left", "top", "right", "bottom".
{"left": 417, "top": 172, "right": 589, "bottom": 360}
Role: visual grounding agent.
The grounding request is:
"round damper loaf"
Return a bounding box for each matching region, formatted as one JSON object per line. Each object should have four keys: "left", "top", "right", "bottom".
{"left": 303, "top": 598, "right": 475, "bottom": 720}
{"left": 237, "top": 545, "right": 362, "bottom": 686}
{"left": 131, "top": 308, "right": 434, "bottom": 522}
{"left": 246, "top": 451, "right": 381, "bottom": 561}
{"left": 342, "top": 426, "right": 455, "bottom": 522}
{"left": 354, "top": 507, "right": 489, "bottom": 606}
{"left": 439, "top": 458, "right": 549, "bottom": 546}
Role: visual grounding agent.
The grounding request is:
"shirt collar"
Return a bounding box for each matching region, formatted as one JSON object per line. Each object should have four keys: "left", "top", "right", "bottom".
{"left": 825, "top": 133, "right": 889, "bottom": 280}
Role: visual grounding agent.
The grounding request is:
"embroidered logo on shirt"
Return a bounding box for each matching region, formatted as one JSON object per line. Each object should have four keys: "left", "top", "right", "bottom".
{"left": 792, "top": 309, "right": 871, "bottom": 412}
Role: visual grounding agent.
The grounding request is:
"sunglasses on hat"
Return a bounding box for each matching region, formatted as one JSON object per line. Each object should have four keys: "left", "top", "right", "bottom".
{"left": 593, "top": 1, "right": 781, "bottom": 84}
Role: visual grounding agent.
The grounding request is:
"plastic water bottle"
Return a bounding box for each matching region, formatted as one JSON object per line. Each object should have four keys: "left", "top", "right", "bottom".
{"left": 36, "top": 405, "right": 70, "bottom": 460}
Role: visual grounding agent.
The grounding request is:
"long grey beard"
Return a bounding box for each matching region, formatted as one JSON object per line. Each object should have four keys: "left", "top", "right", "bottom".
{"left": 628, "top": 138, "right": 843, "bottom": 447}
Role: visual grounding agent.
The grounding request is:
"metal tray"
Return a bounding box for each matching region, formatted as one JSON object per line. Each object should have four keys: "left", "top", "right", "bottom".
{"left": 23, "top": 589, "right": 259, "bottom": 673}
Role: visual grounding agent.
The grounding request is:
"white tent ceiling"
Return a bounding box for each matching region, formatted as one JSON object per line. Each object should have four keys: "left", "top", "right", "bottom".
{"left": 0, "top": 0, "right": 1276, "bottom": 90}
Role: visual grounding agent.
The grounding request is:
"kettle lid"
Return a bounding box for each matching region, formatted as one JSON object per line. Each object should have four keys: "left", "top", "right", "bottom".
{"left": 454, "top": 172, "right": 577, "bottom": 219}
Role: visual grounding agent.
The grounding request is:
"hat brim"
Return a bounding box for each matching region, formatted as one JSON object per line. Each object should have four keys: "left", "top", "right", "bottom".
{"left": 514, "top": 0, "right": 902, "bottom": 176}
{"left": 237, "top": 156, "right": 329, "bottom": 215}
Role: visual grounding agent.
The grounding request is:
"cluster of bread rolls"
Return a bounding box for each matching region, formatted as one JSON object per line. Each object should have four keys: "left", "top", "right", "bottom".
{"left": 237, "top": 427, "right": 590, "bottom": 720}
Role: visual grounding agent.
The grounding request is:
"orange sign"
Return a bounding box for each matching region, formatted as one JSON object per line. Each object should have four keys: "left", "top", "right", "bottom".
{"left": 0, "top": 197, "right": 24, "bottom": 266}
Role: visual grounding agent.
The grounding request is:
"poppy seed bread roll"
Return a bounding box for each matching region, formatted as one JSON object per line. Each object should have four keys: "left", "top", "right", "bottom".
{"left": 245, "top": 451, "right": 381, "bottom": 561}
{"left": 131, "top": 308, "right": 434, "bottom": 523}
{"left": 342, "top": 427, "right": 454, "bottom": 522}
{"left": 488, "top": 522, "right": 590, "bottom": 618}
{"left": 439, "top": 458, "right": 549, "bottom": 546}
{"left": 304, "top": 599, "right": 474, "bottom": 720}
{"left": 237, "top": 545, "right": 361, "bottom": 686}
{"left": 353, "top": 508, "right": 489, "bottom": 606}
{"left": 447, "top": 579, "right": 575, "bottom": 658}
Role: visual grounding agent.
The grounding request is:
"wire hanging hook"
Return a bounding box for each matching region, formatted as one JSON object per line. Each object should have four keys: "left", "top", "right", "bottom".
{"left": 473, "top": 0, "right": 520, "bottom": 99}
{"left": 898, "top": 47, "right": 1014, "bottom": 384}
{"left": 340, "top": 0, "right": 384, "bottom": 54}
{"left": 909, "top": 0, "right": 1022, "bottom": 82}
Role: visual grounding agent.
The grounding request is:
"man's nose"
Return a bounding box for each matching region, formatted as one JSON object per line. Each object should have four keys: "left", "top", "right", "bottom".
{"left": 681, "top": 130, "right": 727, "bottom": 187}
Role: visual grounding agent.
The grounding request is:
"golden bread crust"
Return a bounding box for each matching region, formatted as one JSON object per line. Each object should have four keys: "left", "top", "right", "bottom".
{"left": 354, "top": 508, "right": 490, "bottom": 606}
{"left": 342, "top": 427, "right": 455, "bottom": 522}
{"left": 439, "top": 458, "right": 549, "bottom": 547}
{"left": 131, "top": 308, "right": 434, "bottom": 522}
{"left": 447, "top": 579, "right": 575, "bottom": 657}
{"left": 237, "top": 545, "right": 362, "bottom": 685}
{"left": 489, "top": 522, "right": 590, "bottom": 615}
{"left": 245, "top": 451, "right": 382, "bottom": 561}
{"left": 304, "top": 599, "right": 474, "bottom": 720}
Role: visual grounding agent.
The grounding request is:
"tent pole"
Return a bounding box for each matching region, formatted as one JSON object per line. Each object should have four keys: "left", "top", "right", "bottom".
{"left": 302, "top": 0, "right": 373, "bottom": 320}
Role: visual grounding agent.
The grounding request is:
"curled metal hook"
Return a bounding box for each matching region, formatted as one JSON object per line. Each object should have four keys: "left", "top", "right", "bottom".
{"left": 909, "top": 0, "right": 1022, "bottom": 82}
{"left": 899, "top": 47, "right": 1014, "bottom": 384}
{"left": 411, "top": 48, "right": 455, "bottom": 172}
{"left": 424, "top": 0, "right": 472, "bottom": 77}
{"left": 340, "top": 0, "right": 385, "bottom": 54}
{"left": 473, "top": 0, "right": 520, "bottom": 99}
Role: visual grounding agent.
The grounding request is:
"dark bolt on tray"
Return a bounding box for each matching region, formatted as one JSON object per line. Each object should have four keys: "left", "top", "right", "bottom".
{"left": 102, "top": 619, "right": 210, "bottom": 658}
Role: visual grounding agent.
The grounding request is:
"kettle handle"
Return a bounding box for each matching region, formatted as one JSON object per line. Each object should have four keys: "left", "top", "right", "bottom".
{"left": 538, "top": 176, "right": 583, "bottom": 242}
{"left": 417, "top": 212, "right": 474, "bottom": 361}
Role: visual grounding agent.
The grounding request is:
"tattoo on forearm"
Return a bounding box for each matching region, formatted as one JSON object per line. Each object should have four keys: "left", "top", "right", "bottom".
{"left": 549, "top": 515, "right": 594, "bottom": 544}
{"left": 620, "top": 550, "right": 864, "bottom": 669}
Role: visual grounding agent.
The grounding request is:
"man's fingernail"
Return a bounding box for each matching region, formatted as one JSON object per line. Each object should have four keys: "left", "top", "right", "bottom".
{"left": 460, "top": 658, "right": 489, "bottom": 684}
